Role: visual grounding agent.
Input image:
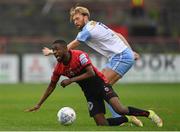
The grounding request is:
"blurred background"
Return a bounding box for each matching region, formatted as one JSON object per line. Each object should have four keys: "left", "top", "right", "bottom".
{"left": 1, "top": 1, "right": 180, "bottom": 130}
{"left": 0, "top": 0, "right": 180, "bottom": 83}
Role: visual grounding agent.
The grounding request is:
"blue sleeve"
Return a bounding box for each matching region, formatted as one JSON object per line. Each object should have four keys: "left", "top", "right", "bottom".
{"left": 76, "top": 29, "right": 91, "bottom": 42}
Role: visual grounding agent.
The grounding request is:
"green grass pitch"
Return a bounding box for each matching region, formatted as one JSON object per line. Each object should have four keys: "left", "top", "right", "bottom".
{"left": 0, "top": 83, "right": 180, "bottom": 131}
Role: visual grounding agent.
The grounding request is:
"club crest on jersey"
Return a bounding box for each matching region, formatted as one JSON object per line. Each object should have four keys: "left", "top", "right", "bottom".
{"left": 69, "top": 71, "right": 75, "bottom": 76}
{"left": 79, "top": 53, "right": 88, "bottom": 65}
{"left": 64, "top": 68, "right": 75, "bottom": 76}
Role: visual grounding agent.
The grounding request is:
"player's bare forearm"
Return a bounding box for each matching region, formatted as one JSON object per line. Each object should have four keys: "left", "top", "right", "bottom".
{"left": 42, "top": 40, "right": 80, "bottom": 56}
{"left": 26, "top": 81, "right": 57, "bottom": 112}
{"left": 67, "top": 40, "right": 80, "bottom": 50}
{"left": 37, "top": 81, "right": 57, "bottom": 106}
{"left": 115, "top": 32, "right": 132, "bottom": 49}
{"left": 70, "top": 66, "right": 95, "bottom": 82}
{"left": 61, "top": 66, "right": 95, "bottom": 87}
{"left": 115, "top": 32, "right": 140, "bottom": 60}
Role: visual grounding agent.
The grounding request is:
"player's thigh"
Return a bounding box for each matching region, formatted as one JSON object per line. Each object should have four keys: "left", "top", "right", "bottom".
{"left": 108, "top": 97, "right": 128, "bottom": 114}
{"left": 93, "top": 113, "right": 108, "bottom": 126}
{"left": 102, "top": 67, "right": 122, "bottom": 85}
{"left": 102, "top": 84, "right": 127, "bottom": 113}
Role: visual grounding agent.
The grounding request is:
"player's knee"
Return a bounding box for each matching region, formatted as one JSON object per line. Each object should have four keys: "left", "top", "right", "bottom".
{"left": 95, "top": 120, "right": 108, "bottom": 126}
{"left": 93, "top": 114, "right": 108, "bottom": 126}
{"left": 114, "top": 106, "right": 129, "bottom": 115}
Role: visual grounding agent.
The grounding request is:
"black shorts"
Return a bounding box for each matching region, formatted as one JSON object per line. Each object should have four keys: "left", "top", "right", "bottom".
{"left": 85, "top": 84, "right": 118, "bottom": 117}
{"left": 78, "top": 76, "right": 118, "bottom": 117}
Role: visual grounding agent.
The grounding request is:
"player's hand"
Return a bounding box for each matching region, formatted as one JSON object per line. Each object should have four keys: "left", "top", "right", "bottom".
{"left": 42, "top": 47, "right": 53, "bottom": 56}
{"left": 133, "top": 51, "right": 140, "bottom": 60}
{"left": 61, "top": 79, "right": 72, "bottom": 88}
{"left": 25, "top": 104, "right": 41, "bottom": 112}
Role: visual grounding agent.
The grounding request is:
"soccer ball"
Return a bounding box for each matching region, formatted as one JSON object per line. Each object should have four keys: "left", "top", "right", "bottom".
{"left": 57, "top": 107, "right": 76, "bottom": 125}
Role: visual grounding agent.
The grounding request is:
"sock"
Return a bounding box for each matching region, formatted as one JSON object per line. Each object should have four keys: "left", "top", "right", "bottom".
{"left": 107, "top": 116, "right": 128, "bottom": 126}
{"left": 128, "top": 106, "right": 150, "bottom": 117}
{"left": 107, "top": 103, "right": 121, "bottom": 118}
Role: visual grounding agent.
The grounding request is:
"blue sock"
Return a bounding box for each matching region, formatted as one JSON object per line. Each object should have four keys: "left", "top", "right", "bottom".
{"left": 107, "top": 103, "right": 121, "bottom": 118}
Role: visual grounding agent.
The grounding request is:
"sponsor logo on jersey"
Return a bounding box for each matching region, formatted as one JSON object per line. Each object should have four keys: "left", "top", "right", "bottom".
{"left": 80, "top": 54, "right": 88, "bottom": 65}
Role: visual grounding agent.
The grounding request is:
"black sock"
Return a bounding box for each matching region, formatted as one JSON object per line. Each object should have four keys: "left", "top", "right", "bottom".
{"left": 128, "top": 106, "right": 150, "bottom": 117}
{"left": 107, "top": 116, "right": 128, "bottom": 126}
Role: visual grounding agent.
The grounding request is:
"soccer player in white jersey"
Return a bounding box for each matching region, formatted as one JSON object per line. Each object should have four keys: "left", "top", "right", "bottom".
{"left": 42, "top": 6, "right": 162, "bottom": 126}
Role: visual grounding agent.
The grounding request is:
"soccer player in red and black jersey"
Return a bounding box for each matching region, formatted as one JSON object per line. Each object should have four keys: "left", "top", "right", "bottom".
{"left": 26, "top": 40, "right": 162, "bottom": 127}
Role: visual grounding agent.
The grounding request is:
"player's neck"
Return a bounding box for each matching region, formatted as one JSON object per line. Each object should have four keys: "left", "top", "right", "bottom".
{"left": 62, "top": 51, "right": 71, "bottom": 65}
{"left": 85, "top": 19, "right": 89, "bottom": 24}
{"left": 79, "top": 20, "right": 89, "bottom": 31}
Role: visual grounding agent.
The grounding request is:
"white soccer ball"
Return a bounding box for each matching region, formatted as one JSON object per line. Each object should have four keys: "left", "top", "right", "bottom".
{"left": 57, "top": 107, "right": 76, "bottom": 125}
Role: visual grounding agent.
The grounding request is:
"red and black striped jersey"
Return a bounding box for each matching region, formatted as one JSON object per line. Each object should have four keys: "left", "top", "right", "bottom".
{"left": 51, "top": 50, "right": 108, "bottom": 84}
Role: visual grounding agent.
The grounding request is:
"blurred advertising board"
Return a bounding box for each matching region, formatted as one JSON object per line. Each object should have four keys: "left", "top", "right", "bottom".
{"left": 22, "top": 54, "right": 180, "bottom": 83}
{"left": 90, "top": 54, "right": 180, "bottom": 83}
{"left": 0, "top": 55, "right": 19, "bottom": 83}
{"left": 22, "top": 54, "right": 56, "bottom": 83}
{"left": 120, "top": 54, "right": 180, "bottom": 83}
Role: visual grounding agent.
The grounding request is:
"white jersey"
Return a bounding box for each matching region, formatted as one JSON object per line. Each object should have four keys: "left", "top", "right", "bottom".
{"left": 76, "top": 21, "right": 128, "bottom": 58}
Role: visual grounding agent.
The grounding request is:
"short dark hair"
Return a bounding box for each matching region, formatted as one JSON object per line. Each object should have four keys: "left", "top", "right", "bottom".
{"left": 53, "top": 40, "right": 67, "bottom": 45}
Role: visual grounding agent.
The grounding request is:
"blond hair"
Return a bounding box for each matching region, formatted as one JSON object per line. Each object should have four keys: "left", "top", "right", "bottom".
{"left": 70, "top": 6, "right": 90, "bottom": 22}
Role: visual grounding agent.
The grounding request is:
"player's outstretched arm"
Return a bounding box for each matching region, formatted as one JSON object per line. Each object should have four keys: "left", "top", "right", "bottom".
{"left": 115, "top": 32, "right": 132, "bottom": 49}
{"left": 25, "top": 81, "right": 57, "bottom": 112}
{"left": 115, "top": 32, "right": 140, "bottom": 60}
{"left": 133, "top": 51, "right": 140, "bottom": 60}
{"left": 42, "top": 40, "right": 80, "bottom": 56}
{"left": 67, "top": 39, "right": 80, "bottom": 50}
{"left": 42, "top": 47, "right": 53, "bottom": 56}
